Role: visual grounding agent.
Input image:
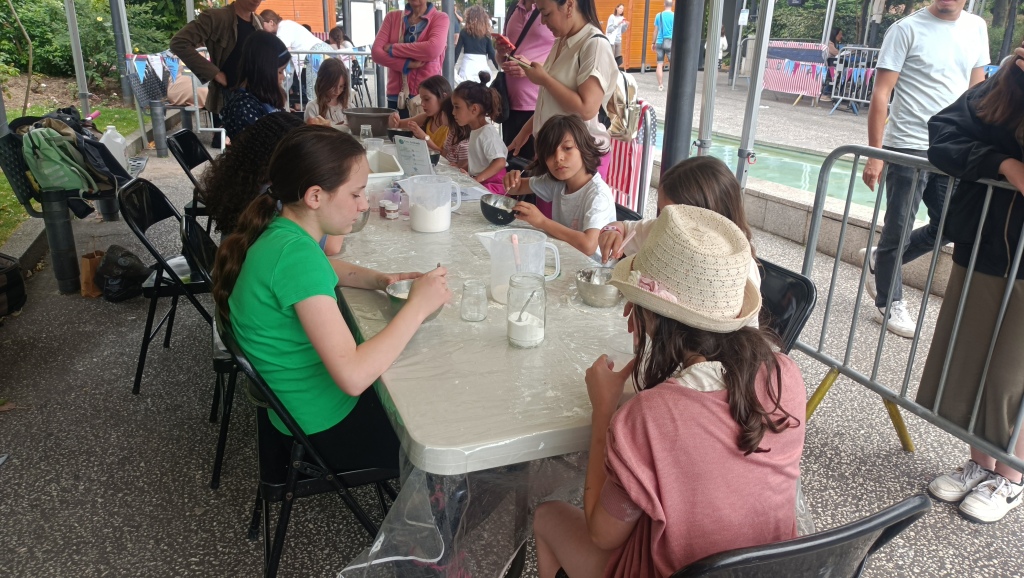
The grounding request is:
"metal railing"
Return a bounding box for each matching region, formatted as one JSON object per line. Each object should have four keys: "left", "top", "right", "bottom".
{"left": 280, "top": 49, "right": 375, "bottom": 113}
{"left": 730, "top": 37, "right": 819, "bottom": 90}
{"left": 826, "top": 46, "right": 880, "bottom": 116}
{"left": 798, "top": 144, "right": 1024, "bottom": 472}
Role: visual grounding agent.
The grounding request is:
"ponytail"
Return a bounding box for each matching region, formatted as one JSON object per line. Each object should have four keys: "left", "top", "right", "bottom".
{"left": 213, "top": 193, "right": 277, "bottom": 322}
{"left": 453, "top": 72, "right": 503, "bottom": 119}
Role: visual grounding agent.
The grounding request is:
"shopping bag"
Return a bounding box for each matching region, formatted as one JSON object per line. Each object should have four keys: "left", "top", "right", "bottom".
{"left": 80, "top": 250, "right": 104, "bottom": 298}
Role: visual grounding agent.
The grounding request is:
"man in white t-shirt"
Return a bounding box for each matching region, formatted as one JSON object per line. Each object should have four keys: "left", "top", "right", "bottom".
{"left": 859, "top": 0, "right": 988, "bottom": 338}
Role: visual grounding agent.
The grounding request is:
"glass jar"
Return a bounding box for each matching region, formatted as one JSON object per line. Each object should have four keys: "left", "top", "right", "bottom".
{"left": 506, "top": 273, "right": 545, "bottom": 348}
{"left": 384, "top": 201, "right": 399, "bottom": 220}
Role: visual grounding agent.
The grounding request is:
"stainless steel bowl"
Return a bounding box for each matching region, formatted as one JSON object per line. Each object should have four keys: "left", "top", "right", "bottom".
{"left": 385, "top": 279, "right": 443, "bottom": 321}
{"left": 345, "top": 107, "right": 396, "bottom": 137}
{"left": 576, "top": 267, "right": 622, "bottom": 308}
{"left": 350, "top": 209, "right": 370, "bottom": 233}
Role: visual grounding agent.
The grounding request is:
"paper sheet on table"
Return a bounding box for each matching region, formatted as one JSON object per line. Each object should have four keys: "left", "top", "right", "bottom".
{"left": 394, "top": 136, "right": 434, "bottom": 177}
{"left": 461, "top": 187, "right": 489, "bottom": 201}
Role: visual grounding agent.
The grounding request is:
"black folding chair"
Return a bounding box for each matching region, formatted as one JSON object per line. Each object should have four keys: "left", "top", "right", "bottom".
{"left": 671, "top": 494, "right": 930, "bottom": 577}
{"left": 615, "top": 203, "right": 642, "bottom": 222}
{"left": 350, "top": 59, "right": 372, "bottom": 108}
{"left": 218, "top": 323, "right": 398, "bottom": 578}
{"left": 167, "top": 129, "right": 214, "bottom": 230}
{"left": 757, "top": 259, "right": 818, "bottom": 354}
{"left": 180, "top": 216, "right": 238, "bottom": 489}
{"left": 119, "top": 179, "right": 212, "bottom": 395}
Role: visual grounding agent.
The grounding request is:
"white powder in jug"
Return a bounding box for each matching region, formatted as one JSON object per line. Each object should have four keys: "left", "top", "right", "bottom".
{"left": 508, "top": 311, "right": 544, "bottom": 348}
{"left": 410, "top": 203, "right": 450, "bottom": 232}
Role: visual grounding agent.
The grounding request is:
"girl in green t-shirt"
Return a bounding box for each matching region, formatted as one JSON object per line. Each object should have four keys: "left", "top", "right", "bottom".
{"left": 213, "top": 125, "right": 452, "bottom": 474}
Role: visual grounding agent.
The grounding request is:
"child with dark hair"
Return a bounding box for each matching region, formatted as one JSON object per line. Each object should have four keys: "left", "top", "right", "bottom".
{"left": 533, "top": 205, "right": 805, "bottom": 577}
{"left": 389, "top": 75, "right": 454, "bottom": 154}
{"left": 213, "top": 126, "right": 451, "bottom": 478}
{"left": 220, "top": 31, "right": 291, "bottom": 139}
{"left": 503, "top": 114, "right": 616, "bottom": 257}
{"left": 451, "top": 72, "right": 508, "bottom": 194}
{"left": 440, "top": 97, "right": 470, "bottom": 168}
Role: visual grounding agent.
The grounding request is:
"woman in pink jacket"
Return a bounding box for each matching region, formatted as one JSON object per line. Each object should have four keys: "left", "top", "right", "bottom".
{"left": 372, "top": 0, "right": 450, "bottom": 119}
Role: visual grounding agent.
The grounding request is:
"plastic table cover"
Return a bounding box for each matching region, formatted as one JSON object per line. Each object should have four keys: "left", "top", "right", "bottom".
{"left": 336, "top": 162, "right": 634, "bottom": 577}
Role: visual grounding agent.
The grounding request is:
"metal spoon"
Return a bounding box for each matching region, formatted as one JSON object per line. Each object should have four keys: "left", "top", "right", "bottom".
{"left": 516, "top": 289, "right": 538, "bottom": 322}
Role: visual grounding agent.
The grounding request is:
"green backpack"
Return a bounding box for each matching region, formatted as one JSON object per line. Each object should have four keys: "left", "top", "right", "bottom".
{"left": 22, "top": 127, "right": 98, "bottom": 193}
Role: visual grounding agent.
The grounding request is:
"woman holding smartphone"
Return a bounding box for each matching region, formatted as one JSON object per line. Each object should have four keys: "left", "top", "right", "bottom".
{"left": 496, "top": 0, "right": 556, "bottom": 161}
{"left": 506, "top": 0, "right": 619, "bottom": 183}
{"left": 605, "top": 4, "right": 628, "bottom": 66}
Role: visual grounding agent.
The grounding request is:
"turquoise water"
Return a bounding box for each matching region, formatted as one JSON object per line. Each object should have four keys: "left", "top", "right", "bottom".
{"left": 652, "top": 127, "right": 928, "bottom": 221}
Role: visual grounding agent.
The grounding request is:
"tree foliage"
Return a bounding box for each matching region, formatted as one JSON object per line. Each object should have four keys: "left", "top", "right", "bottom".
{"left": 0, "top": 0, "right": 175, "bottom": 83}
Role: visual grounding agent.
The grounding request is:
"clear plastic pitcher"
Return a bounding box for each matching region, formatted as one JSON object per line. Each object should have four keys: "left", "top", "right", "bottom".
{"left": 400, "top": 175, "right": 461, "bottom": 233}
{"left": 476, "top": 228, "right": 560, "bottom": 304}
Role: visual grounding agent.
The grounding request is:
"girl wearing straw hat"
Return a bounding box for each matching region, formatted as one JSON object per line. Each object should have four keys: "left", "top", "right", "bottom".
{"left": 532, "top": 205, "right": 806, "bottom": 577}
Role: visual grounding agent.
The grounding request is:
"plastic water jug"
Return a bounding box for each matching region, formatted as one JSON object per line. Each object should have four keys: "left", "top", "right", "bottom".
{"left": 399, "top": 175, "right": 461, "bottom": 233}
{"left": 476, "top": 228, "right": 560, "bottom": 304}
{"left": 99, "top": 125, "right": 129, "bottom": 171}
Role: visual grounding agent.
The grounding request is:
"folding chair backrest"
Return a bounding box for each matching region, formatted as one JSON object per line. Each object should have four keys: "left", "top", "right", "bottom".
{"left": 615, "top": 203, "right": 642, "bottom": 222}
{"left": 119, "top": 178, "right": 181, "bottom": 238}
{"left": 757, "top": 259, "right": 817, "bottom": 354}
{"left": 180, "top": 216, "right": 218, "bottom": 285}
{"left": 167, "top": 129, "right": 214, "bottom": 190}
{"left": 671, "top": 494, "right": 930, "bottom": 578}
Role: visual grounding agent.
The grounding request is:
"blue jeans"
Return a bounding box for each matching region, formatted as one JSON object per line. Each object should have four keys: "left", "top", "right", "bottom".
{"left": 874, "top": 147, "right": 951, "bottom": 307}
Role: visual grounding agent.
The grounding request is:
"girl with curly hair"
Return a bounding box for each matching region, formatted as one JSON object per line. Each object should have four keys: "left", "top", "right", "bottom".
{"left": 454, "top": 5, "right": 499, "bottom": 82}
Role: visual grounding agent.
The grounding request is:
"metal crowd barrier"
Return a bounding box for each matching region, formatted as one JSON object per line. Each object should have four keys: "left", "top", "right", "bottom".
{"left": 730, "top": 37, "right": 818, "bottom": 91}
{"left": 798, "top": 144, "right": 1024, "bottom": 472}
{"left": 287, "top": 49, "right": 374, "bottom": 113}
{"left": 827, "top": 46, "right": 879, "bottom": 116}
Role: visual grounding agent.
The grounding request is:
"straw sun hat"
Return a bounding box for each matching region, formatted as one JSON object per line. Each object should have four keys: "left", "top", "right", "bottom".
{"left": 609, "top": 205, "right": 761, "bottom": 333}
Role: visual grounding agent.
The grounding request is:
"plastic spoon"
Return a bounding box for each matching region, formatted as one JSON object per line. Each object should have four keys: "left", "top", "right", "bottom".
{"left": 511, "top": 234, "right": 522, "bottom": 273}
{"left": 602, "top": 231, "right": 637, "bottom": 267}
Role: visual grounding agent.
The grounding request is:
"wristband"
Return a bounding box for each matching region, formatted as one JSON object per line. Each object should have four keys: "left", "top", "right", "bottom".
{"left": 602, "top": 224, "right": 624, "bottom": 235}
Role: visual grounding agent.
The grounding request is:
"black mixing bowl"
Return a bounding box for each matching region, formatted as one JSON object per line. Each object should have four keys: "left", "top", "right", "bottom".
{"left": 480, "top": 194, "right": 518, "bottom": 226}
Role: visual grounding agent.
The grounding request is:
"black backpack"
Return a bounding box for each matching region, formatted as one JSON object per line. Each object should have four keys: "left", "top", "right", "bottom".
{"left": 94, "top": 245, "right": 153, "bottom": 303}
{"left": 0, "top": 253, "right": 27, "bottom": 318}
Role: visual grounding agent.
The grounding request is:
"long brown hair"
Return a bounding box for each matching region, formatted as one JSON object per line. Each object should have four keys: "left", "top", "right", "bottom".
{"left": 212, "top": 126, "right": 366, "bottom": 322}
{"left": 463, "top": 5, "right": 491, "bottom": 37}
{"left": 419, "top": 75, "right": 453, "bottom": 130}
{"left": 630, "top": 305, "right": 800, "bottom": 455}
{"left": 314, "top": 58, "right": 351, "bottom": 115}
{"left": 660, "top": 156, "right": 755, "bottom": 255}
{"left": 976, "top": 56, "right": 1024, "bottom": 130}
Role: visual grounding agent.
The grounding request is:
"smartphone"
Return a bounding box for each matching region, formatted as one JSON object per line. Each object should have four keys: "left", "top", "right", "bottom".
{"left": 491, "top": 33, "right": 516, "bottom": 51}
{"left": 507, "top": 54, "right": 530, "bottom": 68}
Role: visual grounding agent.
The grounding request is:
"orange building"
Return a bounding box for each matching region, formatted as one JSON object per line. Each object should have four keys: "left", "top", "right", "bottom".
{"left": 259, "top": 0, "right": 338, "bottom": 34}
{"left": 595, "top": 0, "right": 670, "bottom": 71}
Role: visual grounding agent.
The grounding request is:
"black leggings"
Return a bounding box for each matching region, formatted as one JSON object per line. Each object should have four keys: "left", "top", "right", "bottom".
{"left": 257, "top": 388, "right": 401, "bottom": 482}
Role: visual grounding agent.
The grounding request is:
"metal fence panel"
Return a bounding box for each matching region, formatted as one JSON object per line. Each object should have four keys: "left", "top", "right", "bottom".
{"left": 826, "top": 46, "right": 879, "bottom": 115}
{"left": 799, "top": 144, "right": 1024, "bottom": 472}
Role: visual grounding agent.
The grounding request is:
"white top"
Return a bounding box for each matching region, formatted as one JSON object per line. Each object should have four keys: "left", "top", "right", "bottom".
{"left": 468, "top": 123, "right": 507, "bottom": 176}
{"left": 530, "top": 173, "right": 616, "bottom": 232}
{"left": 535, "top": 23, "right": 620, "bottom": 149}
{"left": 276, "top": 20, "right": 325, "bottom": 74}
{"left": 605, "top": 14, "right": 627, "bottom": 45}
{"left": 337, "top": 162, "right": 637, "bottom": 474}
{"left": 876, "top": 8, "right": 989, "bottom": 150}
{"left": 304, "top": 100, "right": 347, "bottom": 124}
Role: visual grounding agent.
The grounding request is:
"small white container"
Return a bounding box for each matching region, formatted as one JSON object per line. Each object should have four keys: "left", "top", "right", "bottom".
{"left": 366, "top": 150, "right": 405, "bottom": 195}
{"left": 99, "top": 125, "right": 129, "bottom": 171}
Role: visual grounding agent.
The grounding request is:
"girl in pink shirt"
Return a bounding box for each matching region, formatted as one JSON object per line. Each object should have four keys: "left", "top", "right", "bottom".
{"left": 533, "top": 205, "right": 806, "bottom": 577}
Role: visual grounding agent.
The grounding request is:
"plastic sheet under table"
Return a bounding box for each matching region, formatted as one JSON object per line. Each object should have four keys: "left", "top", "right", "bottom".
{"left": 335, "top": 183, "right": 634, "bottom": 577}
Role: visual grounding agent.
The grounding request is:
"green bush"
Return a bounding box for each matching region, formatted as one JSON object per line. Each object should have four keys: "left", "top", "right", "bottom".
{"left": 0, "top": 0, "right": 173, "bottom": 83}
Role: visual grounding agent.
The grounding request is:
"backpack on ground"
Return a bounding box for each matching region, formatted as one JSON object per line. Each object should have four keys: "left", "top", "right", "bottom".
{"left": 0, "top": 252, "right": 27, "bottom": 317}
{"left": 94, "top": 245, "right": 153, "bottom": 303}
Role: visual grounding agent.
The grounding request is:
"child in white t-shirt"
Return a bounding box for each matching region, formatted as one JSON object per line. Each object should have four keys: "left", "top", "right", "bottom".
{"left": 503, "top": 114, "right": 617, "bottom": 257}
{"left": 451, "top": 73, "right": 508, "bottom": 195}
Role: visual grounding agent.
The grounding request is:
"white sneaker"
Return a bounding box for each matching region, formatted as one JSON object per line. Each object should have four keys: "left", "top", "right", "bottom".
{"left": 958, "top": 475, "right": 1024, "bottom": 523}
{"left": 873, "top": 301, "right": 916, "bottom": 338}
{"left": 857, "top": 247, "right": 878, "bottom": 300}
{"left": 928, "top": 460, "right": 991, "bottom": 503}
